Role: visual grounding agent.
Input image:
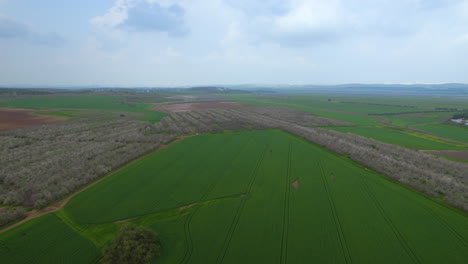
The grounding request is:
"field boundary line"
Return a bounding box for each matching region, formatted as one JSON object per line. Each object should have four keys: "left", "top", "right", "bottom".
{"left": 409, "top": 196, "right": 468, "bottom": 246}
{"left": 180, "top": 136, "right": 255, "bottom": 264}
{"left": 318, "top": 160, "right": 352, "bottom": 264}
{"left": 216, "top": 145, "right": 268, "bottom": 264}
{"left": 360, "top": 178, "right": 422, "bottom": 264}
{"left": 280, "top": 140, "right": 292, "bottom": 264}
{"left": 0, "top": 136, "right": 190, "bottom": 234}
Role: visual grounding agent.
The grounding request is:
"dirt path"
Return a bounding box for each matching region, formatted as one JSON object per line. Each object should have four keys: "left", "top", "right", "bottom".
{"left": 0, "top": 136, "right": 188, "bottom": 234}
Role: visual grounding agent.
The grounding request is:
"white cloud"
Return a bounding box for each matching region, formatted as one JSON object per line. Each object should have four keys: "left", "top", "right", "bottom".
{"left": 274, "top": 0, "right": 344, "bottom": 32}
{"left": 91, "top": 0, "right": 136, "bottom": 28}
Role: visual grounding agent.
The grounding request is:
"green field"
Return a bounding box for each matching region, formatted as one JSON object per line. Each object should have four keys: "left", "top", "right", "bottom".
{"left": 327, "top": 126, "right": 467, "bottom": 150}
{"left": 1, "top": 130, "right": 466, "bottom": 263}
{"left": 226, "top": 94, "right": 468, "bottom": 150}
{"left": 0, "top": 213, "right": 100, "bottom": 264}
{"left": 415, "top": 124, "right": 468, "bottom": 144}
{"left": 0, "top": 95, "right": 165, "bottom": 122}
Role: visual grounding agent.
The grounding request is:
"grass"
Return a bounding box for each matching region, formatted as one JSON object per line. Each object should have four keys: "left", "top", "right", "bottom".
{"left": 226, "top": 94, "right": 468, "bottom": 150}
{"left": 327, "top": 126, "right": 467, "bottom": 150}
{"left": 0, "top": 213, "right": 100, "bottom": 264}
{"left": 0, "top": 94, "right": 165, "bottom": 123}
{"left": 1, "top": 130, "right": 466, "bottom": 264}
{"left": 415, "top": 124, "right": 468, "bottom": 144}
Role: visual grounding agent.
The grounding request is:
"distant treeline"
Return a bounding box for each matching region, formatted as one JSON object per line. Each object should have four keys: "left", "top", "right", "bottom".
{"left": 452, "top": 112, "right": 468, "bottom": 119}
{"left": 340, "top": 101, "right": 417, "bottom": 108}
{"left": 369, "top": 109, "right": 468, "bottom": 116}
{"left": 0, "top": 88, "right": 88, "bottom": 96}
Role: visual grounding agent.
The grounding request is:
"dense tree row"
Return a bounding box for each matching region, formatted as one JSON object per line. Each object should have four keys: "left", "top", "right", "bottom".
{"left": 282, "top": 125, "right": 468, "bottom": 211}
{"left": 149, "top": 107, "right": 351, "bottom": 135}
{"left": 369, "top": 110, "right": 464, "bottom": 115}
{"left": 0, "top": 116, "right": 175, "bottom": 213}
{"left": 452, "top": 112, "right": 468, "bottom": 119}
{"left": 0, "top": 207, "right": 26, "bottom": 226}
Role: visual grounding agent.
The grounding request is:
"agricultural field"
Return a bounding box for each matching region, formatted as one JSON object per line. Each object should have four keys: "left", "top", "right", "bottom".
{"left": 0, "top": 94, "right": 166, "bottom": 123}
{"left": 226, "top": 94, "right": 468, "bottom": 151}
{"left": 415, "top": 124, "right": 468, "bottom": 144}
{"left": 1, "top": 130, "right": 466, "bottom": 263}
{"left": 0, "top": 108, "right": 65, "bottom": 131}
{"left": 327, "top": 126, "right": 467, "bottom": 150}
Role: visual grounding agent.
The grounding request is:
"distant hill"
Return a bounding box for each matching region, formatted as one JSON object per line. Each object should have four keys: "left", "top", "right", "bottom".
{"left": 226, "top": 83, "right": 468, "bottom": 96}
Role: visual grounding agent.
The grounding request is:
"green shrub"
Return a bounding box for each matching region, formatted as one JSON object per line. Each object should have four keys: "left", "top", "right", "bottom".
{"left": 101, "top": 223, "right": 161, "bottom": 264}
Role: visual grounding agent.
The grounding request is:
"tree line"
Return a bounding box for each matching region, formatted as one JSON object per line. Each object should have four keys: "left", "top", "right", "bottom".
{"left": 2, "top": 105, "right": 466, "bottom": 225}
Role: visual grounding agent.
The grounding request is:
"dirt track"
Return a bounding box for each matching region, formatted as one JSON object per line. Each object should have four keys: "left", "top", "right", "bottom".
{"left": 0, "top": 136, "right": 187, "bottom": 233}
{"left": 153, "top": 102, "right": 247, "bottom": 112}
{"left": 0, "top": 108, "right": 65, "bottom": 132}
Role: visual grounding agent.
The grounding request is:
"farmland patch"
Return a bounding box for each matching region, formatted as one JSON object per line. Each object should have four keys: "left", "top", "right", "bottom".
{"left": 0, "top": 108, "right": 64, "bottom": 131}
{"left": 153, "top": 101, "right": 247, "bottom": 112}
{"left": 1, "top": 130, "right": 467, "bottom": 264}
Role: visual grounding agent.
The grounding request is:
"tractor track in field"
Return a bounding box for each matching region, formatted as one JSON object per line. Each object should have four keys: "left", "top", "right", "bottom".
{"left": 0, "top": 136, "right": 189, "bottom": 234}
{"left": 413, "top": 199, "right": 468, "bottom": 246}
{"left": 216, "top": 146, "right": 268, "bottom": 264}
{"left": 359, "top": 178, "right": 422, "bottom": 264}
{"left": 280, "top": 141, "right": 292, "bottom": 264}
{"left": 179, "top": 137, "right": 256, "bottom": 264}
{"left": 318, "top": 160, "right": 352, "bottom": 264}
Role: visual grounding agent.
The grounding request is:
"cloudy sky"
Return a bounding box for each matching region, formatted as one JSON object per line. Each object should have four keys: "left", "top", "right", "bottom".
{"left": 0, "top": 0, "right": 467, "bottom": 86}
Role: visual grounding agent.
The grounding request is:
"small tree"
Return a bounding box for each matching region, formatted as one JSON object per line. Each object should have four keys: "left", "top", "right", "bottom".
{"left": 101, "top": 223, "right": 161, "bottom": 264}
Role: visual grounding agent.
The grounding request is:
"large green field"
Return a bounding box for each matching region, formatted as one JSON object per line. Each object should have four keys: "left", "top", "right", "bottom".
{"left": 327, "top": 126, "right": 467, "bottom": 150}
{"left": 0, "top": 95, "right": 165, "bottom": 122}
{"left": 226, "top": 94, "right": 468, "bottom": 150}
{"left": 415, "top": 124, "right": 468, "bottom": 144}
{"left": 1, "top": 130, "right": 466, "bottom": 263}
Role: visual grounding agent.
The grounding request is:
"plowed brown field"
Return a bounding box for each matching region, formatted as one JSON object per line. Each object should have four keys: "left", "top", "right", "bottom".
{"left": 0, "top": 108, "right": 64, "bottom": 131}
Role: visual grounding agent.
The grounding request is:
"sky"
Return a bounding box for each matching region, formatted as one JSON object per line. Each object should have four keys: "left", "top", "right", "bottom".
{"left": 0, "top": 0, "right": 467, "bottom": 87}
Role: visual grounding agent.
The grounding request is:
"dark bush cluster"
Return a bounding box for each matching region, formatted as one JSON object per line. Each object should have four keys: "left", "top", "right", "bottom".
{"left": 101, "top": 224, "right": 161, "bottom": 264}
{"left": 452, "top": 112, "right": 468, "bottom": 119}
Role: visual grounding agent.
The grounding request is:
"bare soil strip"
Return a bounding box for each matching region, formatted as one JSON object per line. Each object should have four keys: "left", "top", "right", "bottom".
{"left": 179, "top": 203, "right": 199, "bottom": 211}
{"left": 0, "top": 108, "right": 65, "bottom": 131}
{"left": 0, "top": 136, "right": 188, "bottom": 233}
{"left": 153, "top": 102, "right": 247, "bottom": 112}
{"left": 421, "top": 150, "right": 468, "bottom": 161}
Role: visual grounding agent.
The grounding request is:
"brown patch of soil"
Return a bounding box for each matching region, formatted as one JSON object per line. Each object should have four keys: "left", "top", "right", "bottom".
{"left": 292, "top": 179, "right": 299, "bottom": 190}
{"left": 421, "top": 150, "right": 468, "bottom": 161}
{"left": 179, "top": 203, "right": 199, "bottom": 211}
{"left": 0, "top": 136, "right": 189, "bottom": 233}
{"left": 331, "top": 173, "right": 336, "bottom": 181}
{"left": 153, "top": 102, "right": 248, "bottom": 112}
{"left": 0, "top": 108, "right": 65, "bottom": 132}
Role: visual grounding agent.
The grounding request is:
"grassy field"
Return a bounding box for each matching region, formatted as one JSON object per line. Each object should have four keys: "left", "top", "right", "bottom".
{"left": 226, "top": 94, "right": 468, "bottom": 150}
{"left": 327, "top": 126, "right": 467, "bottom": 150}
{"left": 415, "top": 124, "right": 468, "bottom": 144}
{"left": 0, "top": 213, "right": 100, "bottom": 264}
{"left": 1, "top": 130, "right": 466, "bottom": 263}
{"left": 0, "top": 95, "right": 165, "bottom": 122}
